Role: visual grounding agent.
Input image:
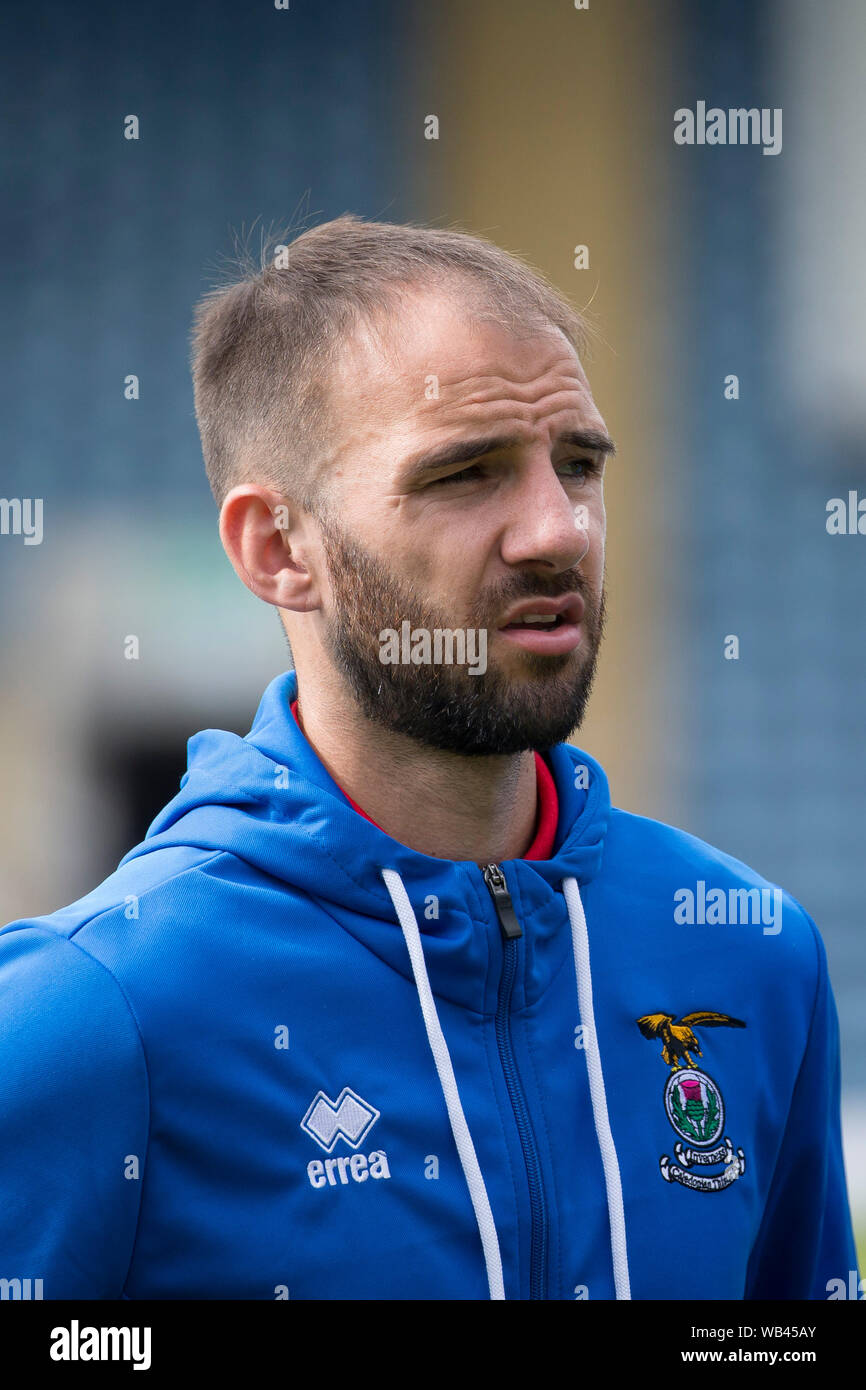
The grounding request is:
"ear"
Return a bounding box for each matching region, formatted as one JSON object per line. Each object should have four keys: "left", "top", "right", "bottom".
{"left": 219, "top": 485, "right": 323, "bottom": 613}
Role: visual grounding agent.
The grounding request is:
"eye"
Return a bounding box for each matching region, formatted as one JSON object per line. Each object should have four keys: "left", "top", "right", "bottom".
{"left": 428, "top": 456, "right": 603, "bottom": 488}
{"left": 429, "top": 464, "right": 486, "bottom": 486}
{"left": 559, "top": 457, "right": 601, "bottom": 481}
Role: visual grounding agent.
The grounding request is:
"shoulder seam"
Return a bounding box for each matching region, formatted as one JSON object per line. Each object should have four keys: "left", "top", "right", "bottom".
{"left": 66, "top": 849, "right": 230, "bottom": 942}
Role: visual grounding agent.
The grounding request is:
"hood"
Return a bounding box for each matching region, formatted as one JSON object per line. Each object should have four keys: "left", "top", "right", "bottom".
{"left": 121, "top": 669, "right": 611, "bottom": 912}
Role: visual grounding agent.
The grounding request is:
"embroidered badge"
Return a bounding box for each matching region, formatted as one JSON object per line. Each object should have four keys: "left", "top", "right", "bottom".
{"left": 636, "top": 1011, "right": 747, "bottom": 1192}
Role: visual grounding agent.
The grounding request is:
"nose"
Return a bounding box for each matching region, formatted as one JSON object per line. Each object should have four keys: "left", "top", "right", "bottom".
{"left": 499, "top": 457, "right": 596, "bottom": 571}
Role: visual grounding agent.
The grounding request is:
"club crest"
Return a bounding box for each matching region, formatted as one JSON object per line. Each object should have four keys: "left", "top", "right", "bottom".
{"left": 636, "top": 1010, "right": 747, "bottom": 1192}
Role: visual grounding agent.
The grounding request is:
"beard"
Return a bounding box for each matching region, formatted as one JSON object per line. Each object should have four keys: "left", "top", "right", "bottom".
{"left": 316, "top": 513, "right": 606, "bottom": 756}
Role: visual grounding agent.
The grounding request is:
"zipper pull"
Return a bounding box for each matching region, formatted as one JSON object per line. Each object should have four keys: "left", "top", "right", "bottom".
{"left": 481, "top": 863, "right": 522, "bottom": 940}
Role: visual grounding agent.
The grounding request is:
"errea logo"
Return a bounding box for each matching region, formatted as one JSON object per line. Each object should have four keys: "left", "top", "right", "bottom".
{"left": 301, "top": 1087, "right": 392, "bottom": 1190}
{"left": 301, "top": 1087, "right": 380, "bottom": 1152}
{"left": 307, "top": 1149, "right": 391, "bottom": 1189}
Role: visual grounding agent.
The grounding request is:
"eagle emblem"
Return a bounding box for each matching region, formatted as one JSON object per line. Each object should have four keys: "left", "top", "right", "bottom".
{"left": 637, "top": 1008, "right": 747, "bottom": 1193}
{"left": 636, "top": 1010, "right": 746, "bottom": 1071}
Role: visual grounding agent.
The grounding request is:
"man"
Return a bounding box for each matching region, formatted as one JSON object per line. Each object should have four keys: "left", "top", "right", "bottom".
{"left": 0, "top": 216, "right": 857, "bottom": 1300}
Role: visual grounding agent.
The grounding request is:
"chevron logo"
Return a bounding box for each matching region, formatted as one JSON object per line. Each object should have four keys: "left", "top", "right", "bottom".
{"left": 300, "top": 1087, "right": 381, "bottom": 1153}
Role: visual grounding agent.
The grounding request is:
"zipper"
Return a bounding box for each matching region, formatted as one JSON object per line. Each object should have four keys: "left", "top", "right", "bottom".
{"left": 481, "top": 863, "right": 547, "bottom": 1301}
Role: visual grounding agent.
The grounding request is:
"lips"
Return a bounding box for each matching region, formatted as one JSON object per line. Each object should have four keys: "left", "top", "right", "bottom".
{"left": 498, "top": 594, "right": 585, "bottom": 630}
{"left": 496, "top": 593, "right": 585, "bottom": 655}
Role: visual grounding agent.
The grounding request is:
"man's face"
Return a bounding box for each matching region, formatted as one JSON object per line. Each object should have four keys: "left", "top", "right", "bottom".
{"left": 310, "top": 286, "right": 611, "bottom": 755}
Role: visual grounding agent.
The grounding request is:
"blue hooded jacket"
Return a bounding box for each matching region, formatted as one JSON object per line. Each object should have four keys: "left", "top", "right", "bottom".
{"left": 0, "top": 669, "right": 857, "bottom": 1300}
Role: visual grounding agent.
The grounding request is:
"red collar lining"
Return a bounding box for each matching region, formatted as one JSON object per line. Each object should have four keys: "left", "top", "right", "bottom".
{"left": 289, "top": 697, "right": 558, "bottom": 860}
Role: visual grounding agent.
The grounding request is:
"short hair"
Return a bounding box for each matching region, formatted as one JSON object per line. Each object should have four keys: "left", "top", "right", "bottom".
{"left": 190, "top": 214, "right": 594, "bottom": 515}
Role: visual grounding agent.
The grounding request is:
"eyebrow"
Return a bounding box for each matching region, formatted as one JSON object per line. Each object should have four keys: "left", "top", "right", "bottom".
{"left": 402, "top": 428, "right": 617, "bottom": 483}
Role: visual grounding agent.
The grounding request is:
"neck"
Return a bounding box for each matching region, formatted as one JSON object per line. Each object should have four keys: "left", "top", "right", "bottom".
{"left": 293, "top": 669, "right": 537, "bottom": 863}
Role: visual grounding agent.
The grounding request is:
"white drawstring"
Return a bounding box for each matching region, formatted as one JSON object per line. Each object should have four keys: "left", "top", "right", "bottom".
{"left": 381, "top": 867, "right": 506, "bottom": 1300}
{"left": 381, "top": 865, "right": 631, "bottom": 1302}
{"left": 562, "top": 875, "right": 632, "bottom": 1299}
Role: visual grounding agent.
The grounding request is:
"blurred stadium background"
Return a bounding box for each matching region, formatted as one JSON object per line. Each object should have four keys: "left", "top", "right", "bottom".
{"left": 1, "top": 0, "right": 864, "bottom": 1268}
